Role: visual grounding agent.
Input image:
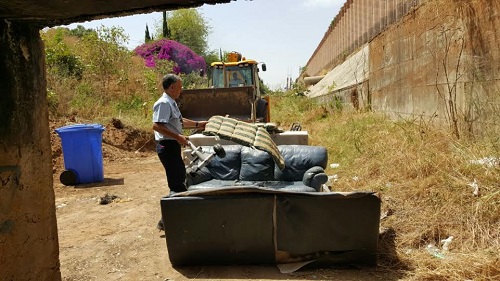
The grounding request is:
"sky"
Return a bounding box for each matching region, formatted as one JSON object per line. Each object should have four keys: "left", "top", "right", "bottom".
{"left": 66, "top": 0, "right": 344, "bottom": 89}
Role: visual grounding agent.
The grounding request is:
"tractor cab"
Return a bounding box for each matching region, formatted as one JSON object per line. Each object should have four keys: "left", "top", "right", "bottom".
{"left": 209, "top": 52, "right": 266, "bottom": 90}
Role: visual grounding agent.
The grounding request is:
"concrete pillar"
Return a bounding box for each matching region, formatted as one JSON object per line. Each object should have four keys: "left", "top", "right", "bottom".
{"left": 380, "top": 0, "right": 385, "bottom": 33}
{"left": 357, "top": 0, "right": 362, "bottom": 48}
{"left": 348, "top": 0, "right": 353, "bottom": 52}
{"left": 397, "top": 0, "right": 404, "bottom": 19}
{"left": 328, "top": 28, "right": 332, "bottom": 68}
{"left": 344, "top": 4, "right": 349, "bottom": 54}
{"left": 0, "top": 20, "right": 61, "bottom": 281}
{"left": 330, "top": 25, "right": 334, "bottom": 66}
{"left": 352, "top": 0, "right": 358, "bottom": 49}
{"left": 383, "top": 0, "right": 388, "bottom": 30}
{"left": 340, "top": 11, "right": 345, "bottom": 57}
{"left": 359, "top": 0, "right": 364, "bottom": 46}
{"left": 388, "top": 0, "right": 393, "bottom": 25}
{"left": 347, "top": 6, "right": 350, "bottom": 52}
{"left": 361, "top": 0, "right": 368, "bottom": 43}
{"left": 391, "top": 0, "right": 397, "bottom": 24}
{"left": 334, "top": 22, "right": 339, "bottom": 63}
{"left": 368, "top": 0, "right": 380, "bottom": 40}
{"left": 344, "top": 7, "right": 348, "bottom": 53}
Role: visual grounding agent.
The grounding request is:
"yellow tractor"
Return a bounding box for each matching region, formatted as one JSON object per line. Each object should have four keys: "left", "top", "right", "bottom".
{"left": 178, "top": 51, "right": 269, "bottom": 123}
{"left": 179, "top": 51, "right": 308, "bottom": 146}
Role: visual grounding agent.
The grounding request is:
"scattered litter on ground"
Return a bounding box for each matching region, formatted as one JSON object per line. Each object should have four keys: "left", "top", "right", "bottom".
{"left": 469, "top": 156, "right": 499, "bottom": 168}
{"left": 426, "top": 244, "right": 445, "bottom": 259}
{"left": 468, "top": 179, "right": 480, "bottom": 196}
{"left": 277, "top": 260, "right": 316, "bottom": 274}
{"left": 99, "top": 194, "right": 119, "bottom": 205}
{"left": 328, "top": 174, "right": 338, "bottom": 182}
{"left": 380, "top": 209, "right": 393, "bottom": 220}
{"left": 329, "top": 163, "right": 340, "bottom": 169}
{"left": 441, "top": 236, "right": 454, "bottom": 252}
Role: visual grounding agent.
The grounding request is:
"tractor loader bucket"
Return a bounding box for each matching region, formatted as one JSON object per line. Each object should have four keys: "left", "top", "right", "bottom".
{"left": 178, "top": 86, "right": 254, "bottom": 121}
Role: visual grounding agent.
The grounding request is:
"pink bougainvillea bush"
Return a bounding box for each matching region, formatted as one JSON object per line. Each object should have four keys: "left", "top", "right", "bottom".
{"left": 134, "top": 39, "right": 206, "bottom": 74}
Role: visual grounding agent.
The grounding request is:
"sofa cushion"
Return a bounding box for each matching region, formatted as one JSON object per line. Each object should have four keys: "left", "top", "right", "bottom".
{"left": 232, "top": 120, "right": 259, "bottom": 146}
{"left": 203, "top": 116, "right": 285, "bottom": 170}
{"left": 204, "top": 115, "right": 237, "bottom": 140}
{"left": 187, "top": 144, "right": 328, "bottom": 193}
{"left": 239, "top": 146, "right": 275, "bottom": 181}
{"left": 275, "top": 145, "right": 328, "bottom": 181}
{"left": 205, "top": 145, "right": 242, "bottom": 180}
{"left": 253, "top": 126, "right": 285, "bottom": 170}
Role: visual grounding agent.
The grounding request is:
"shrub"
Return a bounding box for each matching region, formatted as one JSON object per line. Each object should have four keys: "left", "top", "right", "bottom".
{"left": 134, "top": 39, "right": 206, "bottom": 75}
{"left": 43, "top": 29, "right": 84, "bottom": 80}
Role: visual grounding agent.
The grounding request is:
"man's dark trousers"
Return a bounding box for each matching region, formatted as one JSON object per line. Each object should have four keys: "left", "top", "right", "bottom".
{"left": 157, "top": 140, "right": 187, "bottom": 193}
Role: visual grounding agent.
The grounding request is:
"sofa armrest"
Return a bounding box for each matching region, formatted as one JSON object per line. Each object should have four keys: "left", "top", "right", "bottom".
{"left": 302, "top": 166, "right": 328, "bottom": 192}
{"left": 186, "top": 167, "right": 213, "bottom": 187}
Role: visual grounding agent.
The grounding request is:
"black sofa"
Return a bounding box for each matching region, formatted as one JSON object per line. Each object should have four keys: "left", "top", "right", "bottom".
{"left": 160, "top": 145, "right": 381, "bottom": 267}
{"left": 186, "top": 144, "right": 329, "bottom": 192}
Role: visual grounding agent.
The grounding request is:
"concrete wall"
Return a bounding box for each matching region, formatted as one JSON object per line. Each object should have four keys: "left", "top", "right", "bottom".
{"left": 369, "top": 2, "right": 447, "bottom": 117}
{"left": 308, "top": 45, "right": 370, "bottom": 111}
{"left": 306, "top": 0, "right": 500, "bottom": 133}
{"left": 370, "top": 0, "right": 500, "bottom": 124}
{"left": 0, "top": 21, "right": 61, "bottom": 280}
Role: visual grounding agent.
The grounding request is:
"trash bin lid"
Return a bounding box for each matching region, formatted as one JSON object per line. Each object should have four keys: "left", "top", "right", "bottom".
{"left": 55, "top": 123, "right": 105, "bottom": 134}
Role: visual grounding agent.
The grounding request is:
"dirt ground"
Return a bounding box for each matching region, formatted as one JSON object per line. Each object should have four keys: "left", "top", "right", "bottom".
{"left": 51, "top": 118, "right": 403, "bottom": 281}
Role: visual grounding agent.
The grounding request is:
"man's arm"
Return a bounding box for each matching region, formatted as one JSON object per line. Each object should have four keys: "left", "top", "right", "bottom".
{"left": 152, "top": 122, "right": 189, "bottom": 146}
{"left": 182, "top": 118, "right": 208, "bottom": 129}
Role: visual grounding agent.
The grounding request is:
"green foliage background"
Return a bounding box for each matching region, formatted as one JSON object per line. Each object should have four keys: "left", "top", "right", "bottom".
{"left": 42, "top": 22, "right": 216, "bottom": 128}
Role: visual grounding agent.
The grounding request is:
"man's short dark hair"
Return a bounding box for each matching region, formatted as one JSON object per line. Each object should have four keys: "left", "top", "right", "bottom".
{"left": 162, "top": 74, "right": 181, "bottom": 90}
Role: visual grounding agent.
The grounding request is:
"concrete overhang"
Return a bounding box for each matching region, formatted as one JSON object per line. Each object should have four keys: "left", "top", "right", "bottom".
{"left": 0, "top": 0, "right": 232, "bottom": 26}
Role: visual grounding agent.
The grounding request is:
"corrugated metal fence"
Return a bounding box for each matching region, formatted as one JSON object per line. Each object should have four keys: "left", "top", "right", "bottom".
{"left": 304, "top": 0, "right": 425, "bottom": 78}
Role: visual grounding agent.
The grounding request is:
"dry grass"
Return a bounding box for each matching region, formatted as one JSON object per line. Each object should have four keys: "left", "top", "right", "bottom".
{"left": 271, "top": 94, "right": 500, "bottom": 280}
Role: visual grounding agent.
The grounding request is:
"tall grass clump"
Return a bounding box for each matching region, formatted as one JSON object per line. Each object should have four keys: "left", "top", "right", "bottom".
{"left": 270, "top": 90, "right": 499, "bottom": 280}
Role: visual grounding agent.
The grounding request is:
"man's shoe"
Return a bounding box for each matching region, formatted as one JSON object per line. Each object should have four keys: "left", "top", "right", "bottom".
{"left": 157, "top": 219, "right": 164, "bottom": 231}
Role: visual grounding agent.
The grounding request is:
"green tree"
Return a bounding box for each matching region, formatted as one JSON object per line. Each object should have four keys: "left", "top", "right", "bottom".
{"left": 162, "top": 11, "right": 170, "bottom": 38}
{"left": 145, "top": 24, "right": 151, "bottom": 42}
{"left": 202, "top": 49, "right": 221, "bottom": 78}
{"left": 68, "top": 25, "right": 96, "bottom": 38}
{"left": 159, "top": 9, "right": 210, "bottom": 56}
{"left": 81, "top": 25, "right": 131, "bottom": 96}
{"left": 42, "top": 28, "right": 84, "bottom": 79}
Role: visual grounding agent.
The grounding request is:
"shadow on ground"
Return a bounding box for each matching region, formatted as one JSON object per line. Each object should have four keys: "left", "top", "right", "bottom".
{"left": 73, "top": 177, "right": 125, "bottom": 188}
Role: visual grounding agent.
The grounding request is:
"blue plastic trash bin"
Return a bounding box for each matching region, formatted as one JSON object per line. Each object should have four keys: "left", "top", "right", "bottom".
{"left": 55, "top": 124, "right": 105, "bottom": 185}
